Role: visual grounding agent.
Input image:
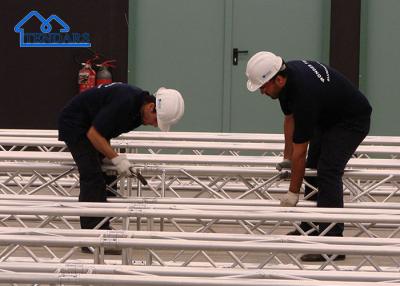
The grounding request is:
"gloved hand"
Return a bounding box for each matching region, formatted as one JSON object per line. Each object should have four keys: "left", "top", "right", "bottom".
{"left": 276, "top": 159, "right": 291, "bottom": 171}
{"left": 280, "top": 191, "right": 299, "bottom": 207}
{"left": 111, "top": 155, "right": 131, "bottom": 176}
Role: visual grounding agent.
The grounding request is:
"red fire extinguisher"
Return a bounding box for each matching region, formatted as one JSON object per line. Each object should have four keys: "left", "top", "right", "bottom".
{"left": 96, "top": 60, "right": 116, "bottom": 86}
{"left": 78, "top": 58, "right": 97, "bottom": 93}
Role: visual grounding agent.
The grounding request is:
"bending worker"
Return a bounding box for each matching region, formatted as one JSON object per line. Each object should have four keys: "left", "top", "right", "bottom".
{"left": 58, "top": 83, "right": 184, "bottom": 233}
{"left": 245, "top": 51, "right": 372, "bottom": 261}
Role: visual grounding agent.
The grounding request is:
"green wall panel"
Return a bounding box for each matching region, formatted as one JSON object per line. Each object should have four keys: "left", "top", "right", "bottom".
{"left": 128, "top": 0, "right": 225, "bottom": 131}
{"left": 360, "top": 0, "right": 400, "bottom": 135}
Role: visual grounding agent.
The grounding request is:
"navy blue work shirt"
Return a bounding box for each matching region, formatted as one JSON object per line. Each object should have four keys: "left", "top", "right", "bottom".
{"left": 278, "top": 60, "right": 372, "bottom": 144}
{"left": 58, "top": 83, "right": 148, "bottom": 143}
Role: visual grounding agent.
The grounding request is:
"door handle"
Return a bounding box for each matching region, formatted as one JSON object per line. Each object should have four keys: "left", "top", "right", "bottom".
{"left": 232, "top": 48, "right": 248, "bottom": 65}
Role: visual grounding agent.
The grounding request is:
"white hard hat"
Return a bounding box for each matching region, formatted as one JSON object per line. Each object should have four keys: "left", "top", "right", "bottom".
{"left": 155, "top": 87, "right": 184, "bottom": 132}
{"left": 245, "top": 51, "right": 283, "bottom": 92}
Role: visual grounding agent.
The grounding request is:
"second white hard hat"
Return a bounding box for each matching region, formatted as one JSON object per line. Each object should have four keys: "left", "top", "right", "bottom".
{"left": 155, "top": 87, "right": 185, "bottom": 132}
{"left": 245, "top": 51, "right": 283, "bottom": 92}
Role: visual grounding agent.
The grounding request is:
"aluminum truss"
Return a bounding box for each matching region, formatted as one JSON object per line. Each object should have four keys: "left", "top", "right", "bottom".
{"left": 1, "top": 201, "right": 400, "bottom": 238}
{"left": 3, "top": 262, "right": 400, "bottom": 283}
{"left": 0, "top": 161, "right": 399, "bottom": 202}
{"left": 0, "top": 136, "right": 399, "bottom": 158}
{"left": 1, "top": 227, "right": 400, "bottom": 272}
{"left": 0, "top": 151, "right": 400, "bottom": 169}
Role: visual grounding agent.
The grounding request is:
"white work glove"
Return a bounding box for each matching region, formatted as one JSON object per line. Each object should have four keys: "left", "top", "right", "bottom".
{"left": 280, "top": 191, "right": 299, "bottom": 207}
{"left": 276, "top": 159, "right": 291, "bottom": 171}
{"left": 111, "top": 155, "right": 131, "bottom": 176}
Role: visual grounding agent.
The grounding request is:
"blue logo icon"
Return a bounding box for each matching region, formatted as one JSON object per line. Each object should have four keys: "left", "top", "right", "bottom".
{"left": 14, "top": 11, "right": 91, "bottom": 48}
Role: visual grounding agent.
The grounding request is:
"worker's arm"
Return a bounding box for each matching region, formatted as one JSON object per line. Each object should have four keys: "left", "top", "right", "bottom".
{"left": 288, "top": 142, "right": 308, "bottom": 194}
{"left": 86, "top": 126, "right": 118, "bottom": 159}
{"left": 283, "top": 114, "right": 294, "bottom": 160}
{"left": 86, "top": 126, "right": 132, "bottom": 175}
{"left": 280, "top": 141, "right": 308, "bottom": 207}
{"left": 276, "top": 115, "right": 294, "bottom": 171}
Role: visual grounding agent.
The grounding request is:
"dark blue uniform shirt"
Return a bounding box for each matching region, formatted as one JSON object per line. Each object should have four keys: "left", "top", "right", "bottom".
{"left": 58, "top": 83, "right": 147, "bottom": 143}
{"left": 278, "top": 60, "right": 372, "bottom": 143}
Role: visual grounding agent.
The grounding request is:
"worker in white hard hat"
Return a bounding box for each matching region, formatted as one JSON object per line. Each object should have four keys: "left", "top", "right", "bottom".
{"left": 58, "top": 83, "right": 184, "bottom": 253}
{"left": 246, "top": 51, "right": 372, "bottom": 262}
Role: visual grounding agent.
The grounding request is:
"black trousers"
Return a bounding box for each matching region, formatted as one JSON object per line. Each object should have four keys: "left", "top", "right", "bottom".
{"left": 300, "top": 122, "right": 369, "bottom": 236}
{"left": 66, "top": 139, "right": 117, "bottom": 229}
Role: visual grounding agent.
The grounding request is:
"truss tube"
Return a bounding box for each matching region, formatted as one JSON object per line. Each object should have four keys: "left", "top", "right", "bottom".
{"left": 0, "top": 272, "right": 396, "bottom": 286}
{"left": 1, "top": 204, "right": 400, "bottom": 232}
{"left": 1, "top": 160, "right": 400, "bottom": 181}
{"left": 1, "top": 233, "right": 400, "bottom": 257}
{"left": 3, "top": 195, "right": 400, "bottom": 211}
{"left": 1, "top": 202, "right": 400, "bottom": 223}
{"left": 3, "top": 227, "right": 400, "bottom": 248}
{"left": 0, "top": 262, "right": 399, "bottom": 281}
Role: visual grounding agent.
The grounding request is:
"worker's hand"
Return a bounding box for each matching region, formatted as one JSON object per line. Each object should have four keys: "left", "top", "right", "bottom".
{"left": 276, "top": 159, "right": 291, "bottom": 171}
{"left": 111, "top": 155, "right": 131, "bottom": 176}
{"left": 279, "top": 170, "right": 291, "bottom": 180}
{"left": 280, "top": 191, "right": 299, "bottom": 207}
